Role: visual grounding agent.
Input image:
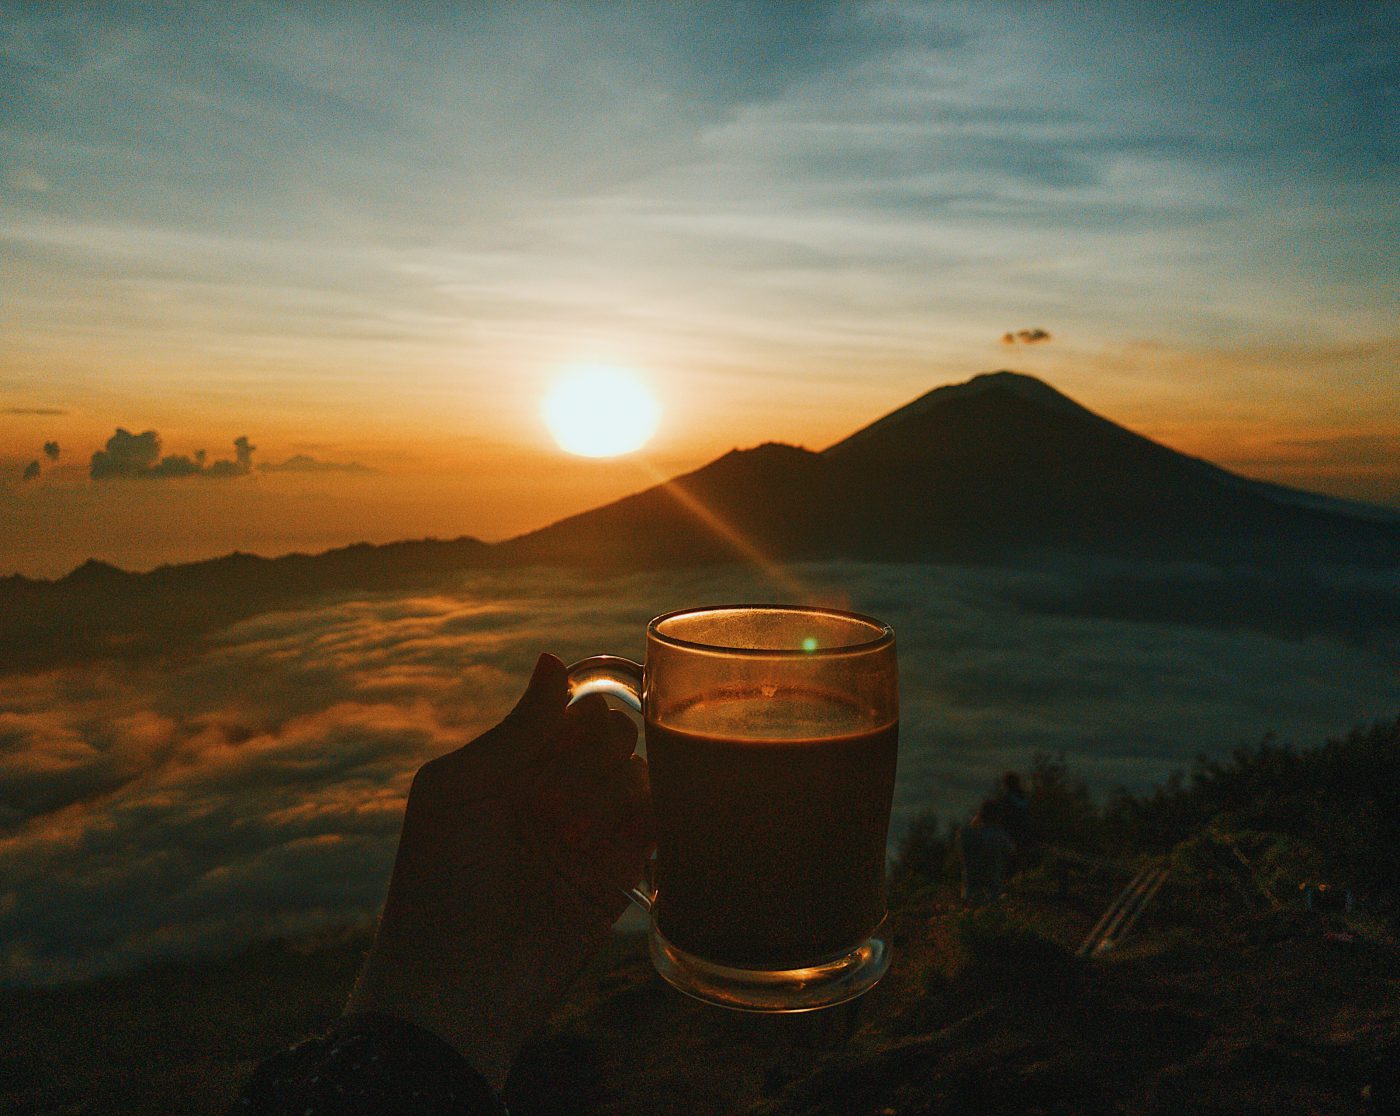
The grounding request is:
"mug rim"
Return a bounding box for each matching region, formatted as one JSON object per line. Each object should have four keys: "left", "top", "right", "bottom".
{"left": 647, "top": 604, "right": 894, "bottom": 658}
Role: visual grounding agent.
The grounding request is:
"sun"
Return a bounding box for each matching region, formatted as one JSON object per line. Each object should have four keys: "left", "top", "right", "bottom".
{"left": 541, "top": 364, "right": 661, "bottom": 458}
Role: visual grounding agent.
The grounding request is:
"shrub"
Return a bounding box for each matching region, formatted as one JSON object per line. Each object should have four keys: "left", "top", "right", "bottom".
{"left": 1026, "top": 752, "right": 1102, "bottom": 853}
{"left": 932, "top": 905, "right": 1068, "bottom": 988}
{"left": 889, "top": 810, "right": 958, "bottom": 897}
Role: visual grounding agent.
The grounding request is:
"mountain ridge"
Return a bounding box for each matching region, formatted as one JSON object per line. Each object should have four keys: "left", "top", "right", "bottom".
{"left": 496, "top": 370, "right": 1399, "bottom": 570}
{"left": 2, "top": 371, "right": 1397, "bottom": 669}
{"left": 8, "top": 370, "right": 1395, "bottom": 589}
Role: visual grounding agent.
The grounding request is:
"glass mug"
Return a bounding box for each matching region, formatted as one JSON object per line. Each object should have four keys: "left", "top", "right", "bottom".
{"left": 567, "top": 605, "right": 898, "bottom": 1012}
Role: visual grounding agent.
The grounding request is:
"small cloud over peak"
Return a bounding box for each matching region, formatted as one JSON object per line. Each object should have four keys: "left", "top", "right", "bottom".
{"left": 90, "top": 429, "right": 256, "bottom": 481}
{"left": 3, "top": 407, "right": 68, "bottom": 416}
{"left": 1002, "top": 328, "right": 1053, "bottom": 345}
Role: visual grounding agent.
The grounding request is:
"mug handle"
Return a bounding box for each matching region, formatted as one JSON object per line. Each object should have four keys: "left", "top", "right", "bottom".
{"left": 565, "top": 655, "right": 654, "bottom": 915}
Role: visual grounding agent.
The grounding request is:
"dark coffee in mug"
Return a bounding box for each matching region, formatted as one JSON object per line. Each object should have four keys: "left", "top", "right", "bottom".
{"left": 646, "top": 690, "right": 898, "bottom": 969}
{"left": 566, "top": 605, "right": 898, "bottom": 1010}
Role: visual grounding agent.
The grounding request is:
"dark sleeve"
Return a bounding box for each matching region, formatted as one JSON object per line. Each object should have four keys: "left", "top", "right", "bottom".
{"left": 232, "top": 1012, "right": 507, "bottom": 1115}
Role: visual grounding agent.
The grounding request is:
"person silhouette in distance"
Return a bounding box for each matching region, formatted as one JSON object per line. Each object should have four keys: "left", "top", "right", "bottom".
{"left": 235, "top": 653, "right": 652, "bottom": 1114}
{"left": 956, "top": 798, "right": 1016, "bottom": 908}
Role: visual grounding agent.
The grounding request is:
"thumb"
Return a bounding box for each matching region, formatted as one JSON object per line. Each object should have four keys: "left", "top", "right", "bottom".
{"left": 492, "top": 652, "right": 568, "bottom": 756}
{"left": 502, "top": 652, "right": 569, "bottom": 734}
{"left": 432, "top": 654, "right": 569, "bottom": 790}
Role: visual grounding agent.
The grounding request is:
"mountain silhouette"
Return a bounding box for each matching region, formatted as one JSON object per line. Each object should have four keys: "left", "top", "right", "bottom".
{"left": 501, "top": 371, "right": 1399, "bottom": 569}
{"left": 2, "top": 371, "right": 1397, "bottom": 668}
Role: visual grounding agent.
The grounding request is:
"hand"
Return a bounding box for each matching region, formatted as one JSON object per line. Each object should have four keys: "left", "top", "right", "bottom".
{"left": 346, "top": 653, "right": 651, "bottom": 1089}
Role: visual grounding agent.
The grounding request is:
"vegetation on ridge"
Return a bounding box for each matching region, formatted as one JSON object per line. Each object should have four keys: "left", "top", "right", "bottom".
{"left": 894, "top": 717, "right": 1400, "bottom": 915}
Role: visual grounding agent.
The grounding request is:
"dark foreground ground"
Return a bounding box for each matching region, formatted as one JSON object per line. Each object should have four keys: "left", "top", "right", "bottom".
{"left": 6, "top": 724, "right": 1399, "bottom": 1114}
{"left": 4, "top": 868, "right": 1396, "bottom": 1114}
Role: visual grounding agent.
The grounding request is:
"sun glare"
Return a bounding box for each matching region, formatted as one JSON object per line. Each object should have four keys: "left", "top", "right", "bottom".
{"left": 542, "top": 364, "right": 661, "bottom": 457}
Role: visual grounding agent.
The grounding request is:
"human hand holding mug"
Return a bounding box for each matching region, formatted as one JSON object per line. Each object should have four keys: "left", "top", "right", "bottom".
{"left": 347, "top": 654, "right": 651, "bottom": 1089}
{"left": 569, "top": 605, "right": 899, "bottom": 1012}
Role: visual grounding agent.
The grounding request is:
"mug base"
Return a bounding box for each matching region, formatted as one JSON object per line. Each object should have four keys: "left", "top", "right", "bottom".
{"left": 648, "top": 927, "right": 891, "bottom": 1013}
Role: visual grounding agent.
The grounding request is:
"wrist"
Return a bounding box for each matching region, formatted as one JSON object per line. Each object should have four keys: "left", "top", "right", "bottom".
{"left": 347, "top": 935, "right": 518, "bottom": 1089}
{"left": 347, "top": 895, "right": 615, "bottom": 1089}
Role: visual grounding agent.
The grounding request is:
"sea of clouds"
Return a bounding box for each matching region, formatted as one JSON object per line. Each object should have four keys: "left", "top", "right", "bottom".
{"left": 1, "top": 561, "right": 1396, "bottom": 985}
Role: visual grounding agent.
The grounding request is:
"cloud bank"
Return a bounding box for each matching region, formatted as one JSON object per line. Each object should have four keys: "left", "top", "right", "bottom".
{"left": 0, "top": 561, "right": 1395, "bottom": 985}
{"left": 90, "top": 430, "right": 255, "bottom": 480}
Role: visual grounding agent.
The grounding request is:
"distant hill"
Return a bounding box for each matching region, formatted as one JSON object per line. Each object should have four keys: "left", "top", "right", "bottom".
{"left": 2, "top": 372, "right": 1397, "bottom": 668}
{"left": 0, "top": 538, "right": 490, "bottom": 670}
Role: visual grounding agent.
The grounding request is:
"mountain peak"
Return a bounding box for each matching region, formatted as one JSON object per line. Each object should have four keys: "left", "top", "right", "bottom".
{"left": 823, "top": 371, "right": 1112, "bottom": 457}
{"left": 63, "top": 558, "right": 132, "bottom": 585}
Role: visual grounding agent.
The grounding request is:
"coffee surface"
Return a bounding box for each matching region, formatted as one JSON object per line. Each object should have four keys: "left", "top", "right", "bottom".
{"left": 646, "top": 692, "right": 898, "bottom": 970}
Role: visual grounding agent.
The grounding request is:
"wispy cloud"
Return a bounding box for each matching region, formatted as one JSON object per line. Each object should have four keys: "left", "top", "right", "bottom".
{"left": 2, "top": 3, "right": 1395, "bottom": 423}
{"left": 1272, "top": 433, "right": 1400, "bottom": 465}
{"left": 259, "top": 454, "right": 376, "bottom": 475}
